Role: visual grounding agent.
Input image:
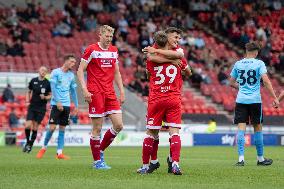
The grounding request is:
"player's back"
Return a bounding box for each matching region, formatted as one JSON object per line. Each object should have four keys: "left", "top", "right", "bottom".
{"left": 147, "top": 60, "right": 186, "bottom": 102}
{"left": 231, "top": 58, "right": 267, "bottom": 104}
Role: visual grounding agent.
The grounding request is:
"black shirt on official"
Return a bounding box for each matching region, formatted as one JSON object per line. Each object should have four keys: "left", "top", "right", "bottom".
{"left": 28, "top": 77, "right": 51, "bottom": 111}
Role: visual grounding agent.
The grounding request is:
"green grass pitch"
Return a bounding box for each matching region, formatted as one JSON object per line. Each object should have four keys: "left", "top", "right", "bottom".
{"left": 0, "top": 146, "right": 284, "bottom": 189}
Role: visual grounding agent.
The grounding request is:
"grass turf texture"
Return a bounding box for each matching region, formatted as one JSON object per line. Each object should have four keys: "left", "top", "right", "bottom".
{"left": 0, "top": 146, "right": 284, "bottom": 189}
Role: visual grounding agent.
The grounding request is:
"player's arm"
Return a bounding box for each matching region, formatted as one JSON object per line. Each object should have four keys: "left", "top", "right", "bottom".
{"left": 183, "top": 67, "right": 192, "bottom": 77}
{"left": 143, "top": 46, "right": 184, "bottom": 59}
{"left": 181, "top": 60, "right": 192, "bottom": 77}
{"left": 26, "top": 90, "right": 32, "bottom": 105}
{"left": 229, "top": 64, "right": 239, "bottom": 89}
{"left": 42, "top": 82, "right": 52, "bottom": 101}
{"left": 279, "top": 90, "right": 284, "bottom": 102}
{"left": 26, "top": 79, "right": 33, "bottom": 105}
{"left": 70, "top": 77, "right": 79, "bottom": 115}
{"left": 77, "top": 60, "right": 92, "bottom": 103}
{"left": 229, "top": 77, "right": 239, "bottom": 89}
{"left": 114, "top": 63, "right": 125, "bottom": 104}
{"left": 147, "top": 53, "right": 182, "bottom": 67}
{"left": 44, "top": 92, "right": 52, "bottom": 101}
{"left": 261, "top": 74, "right": 279, "bottom": 108}
{"left": 50, "top": 71, "right": 63, "bottom": 111}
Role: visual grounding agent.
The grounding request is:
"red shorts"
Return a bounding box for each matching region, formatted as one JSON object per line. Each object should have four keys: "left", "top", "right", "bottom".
{"left": 89, "top": 92, "right": 121, "bottom": 117}
{"left": 146, "top": 97, "right": 182, "bottom": 130}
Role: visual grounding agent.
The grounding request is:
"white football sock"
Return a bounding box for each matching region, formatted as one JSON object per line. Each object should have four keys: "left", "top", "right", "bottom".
{"left": 142, "top": 164, "right": 149, "bottom": 169}
{"left": 257, "top": 156, "right": 264, "bottom": 162}
{"left": 239, "top": 155, "right": 244, "bottom": 162}
{"left": 150, "top": 159, "right": 158, "bottom": 164}
{"left": 57, "top": 149, "right": 62, "bottom": 155}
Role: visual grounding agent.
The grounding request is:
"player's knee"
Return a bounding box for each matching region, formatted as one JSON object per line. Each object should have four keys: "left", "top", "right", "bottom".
{"left": 113, "top": 123, "right": 123, "bottom": 133}
{"left": 49, "top": 125, "right": 56, "bottom": 132}
{"left": 92, "top": 126, "right": 102, "bottom": 135}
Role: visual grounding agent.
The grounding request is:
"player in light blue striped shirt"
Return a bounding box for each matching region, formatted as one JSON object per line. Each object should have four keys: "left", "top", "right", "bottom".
{"left": 36, "top": 55, "right": 78, "bottom": 160}
{"left": 229, "top": 42, "right": 279, "bottom": 166}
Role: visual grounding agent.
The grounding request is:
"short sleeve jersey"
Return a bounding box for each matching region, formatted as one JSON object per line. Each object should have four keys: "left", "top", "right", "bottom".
{"left": 50, "top": 68, "right": 77, "bottom": 107}
{"left": 230, "top": 58, "right": 267, "bottom": 104}
{"left": 81, "top": 42, "right": 119, "bottom": 94}
{"left": 146, "top": 45, "right": 188, "bottom": 102}
{"left": 28, "top": 77, "right": 51, "bottom": 111}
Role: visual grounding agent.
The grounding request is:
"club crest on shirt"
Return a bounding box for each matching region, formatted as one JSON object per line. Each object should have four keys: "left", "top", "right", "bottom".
{"left": 148, "top": 118, "right": 154, "bottom": 125}
{"left": 92, "top": 107, "right": 96, "bottom": 113}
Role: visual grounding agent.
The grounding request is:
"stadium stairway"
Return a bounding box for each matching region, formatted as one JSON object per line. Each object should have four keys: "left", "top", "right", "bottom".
{"left": 187, "top": 87, "right": 231, "bottom": 116}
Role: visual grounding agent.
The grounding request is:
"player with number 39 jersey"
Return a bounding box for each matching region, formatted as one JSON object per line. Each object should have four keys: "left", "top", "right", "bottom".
{"left": 147, "top": 56, "right": 188, "bottom": 102}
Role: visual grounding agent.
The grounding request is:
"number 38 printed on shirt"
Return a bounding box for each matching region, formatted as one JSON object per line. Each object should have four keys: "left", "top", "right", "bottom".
{"left": 154, "top": 65, "right": 177, "bottom": 85}
{"left": 237, "top": 69, "right": 257, "bottom": 86}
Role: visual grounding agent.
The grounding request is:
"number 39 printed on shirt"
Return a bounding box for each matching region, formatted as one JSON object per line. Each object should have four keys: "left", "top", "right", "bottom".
{"left": 154, "top": 65, "right": 177, "bottom": 85}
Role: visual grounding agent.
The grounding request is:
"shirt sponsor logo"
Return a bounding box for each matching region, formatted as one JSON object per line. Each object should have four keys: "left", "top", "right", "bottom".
{"left": 160, "top": 86, "right": 171, "bottom": 93}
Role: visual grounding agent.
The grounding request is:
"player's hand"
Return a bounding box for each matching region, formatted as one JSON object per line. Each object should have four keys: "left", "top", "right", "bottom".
{"left": 40, "top": 94, "right": 45, "bottom": 100}
{"left": 273, "top": 98, "right": 280, "bottom": 109}
{"left": 83, "top": 89, "right": 92, "bottom": 103}
{"left": 142, "top": 46, "right": 156, "bottom": 54}
{"left": 56, "top": 102, "right": 64, "bottom": 111}
{"left": 171, "top": 59, "right": 182, "bottom": 67}
{"left": 120, "top": 91, "right": 125, "bottom": 104}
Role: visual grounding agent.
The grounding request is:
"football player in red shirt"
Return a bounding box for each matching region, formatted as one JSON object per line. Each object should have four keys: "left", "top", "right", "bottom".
{"left": 137, "top": 30, "right": 191, "bottom": 175}
{"left": 77, "top": 25, "right": 125, "bottom": 170}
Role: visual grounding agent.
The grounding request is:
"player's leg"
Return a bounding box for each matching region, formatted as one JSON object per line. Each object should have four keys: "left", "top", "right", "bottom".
{"left": 56, "top": 106, "right": 71, "bottom": 159}
{"left": 234, "top": 103, "right": 248, "bottom": 166}
{"left": 236, "top": 123, "right": 246, "bottom": 166}
{"left": 166, "top": 99, "right": 182, "bottom": 175}
{"left": 23, "top": 107, "right": 34, "bottom": 152}
{"left": 149, "top": 133, "right": 160, "bottom": 169}
{"left": 99, "top": 94, "right": 122, "bottom": 166}
{"left": 88, "top": 92, "right": 110, "bottom": 169}
{"left": 100, "top": 113, "right": 123, "bottom": 153}
{"left": 27, "top": 111, "right": 45, "bottom": 153}
{"left": 137, "top": 129, "right": 159, "bottom": 174}
{"left": 137, "top": 101, "right": 163, "bottom": 174}
{"left": 168, "top": 127, "right": 182, "bottom": 175}
{"left": 90, "top": 117, "right": 106, "bottom": 168}
{"left": 36, "top": 106, "right": 58, "bottom": 158}
{"left": 250, "top": 103, "right": 272, "bottom": 166}
{"left": 146, "top": 129, "right": 160, "bottom": 173}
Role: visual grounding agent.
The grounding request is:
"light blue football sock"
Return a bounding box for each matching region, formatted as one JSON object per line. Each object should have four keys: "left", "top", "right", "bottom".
{"left": 57, "top": 130, "right": 65, "bottom": 152}
{"left": 237, "top": 130, "right": 245, "bottom": 159}
{"left": 43, "top": 130, "right": 54, "bottom": 147}
{"left": 254, "top": 131, "right": 264, "bottom": 157}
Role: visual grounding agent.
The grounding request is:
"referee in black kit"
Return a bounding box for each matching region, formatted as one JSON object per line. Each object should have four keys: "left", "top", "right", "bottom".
{"left": 23, "top": 66, "right": 51, "bottom": 153}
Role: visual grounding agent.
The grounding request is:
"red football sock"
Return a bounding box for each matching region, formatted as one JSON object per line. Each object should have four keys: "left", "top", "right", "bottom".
{"left": 100, "top": 128, "right": 117, "bottom": 151}
{"left": 151, "top": 139, "right": 159, "bottom": 160}
{"left": 170, "top": 134, "right": 181, "bottom": 163}
{"left": 90, "top": 136, "right": 100, "bottom": 161}
{"left": 169, "top": 138, "right": 172, "bottom": 160}
{"left": 142, "top": 136, "right": 155, "bottom": 164}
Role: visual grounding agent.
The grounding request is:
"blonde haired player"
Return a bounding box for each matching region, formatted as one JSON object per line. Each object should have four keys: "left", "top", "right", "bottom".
{"left": 77, "top": 25, "right": 125, "bottom": 169}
